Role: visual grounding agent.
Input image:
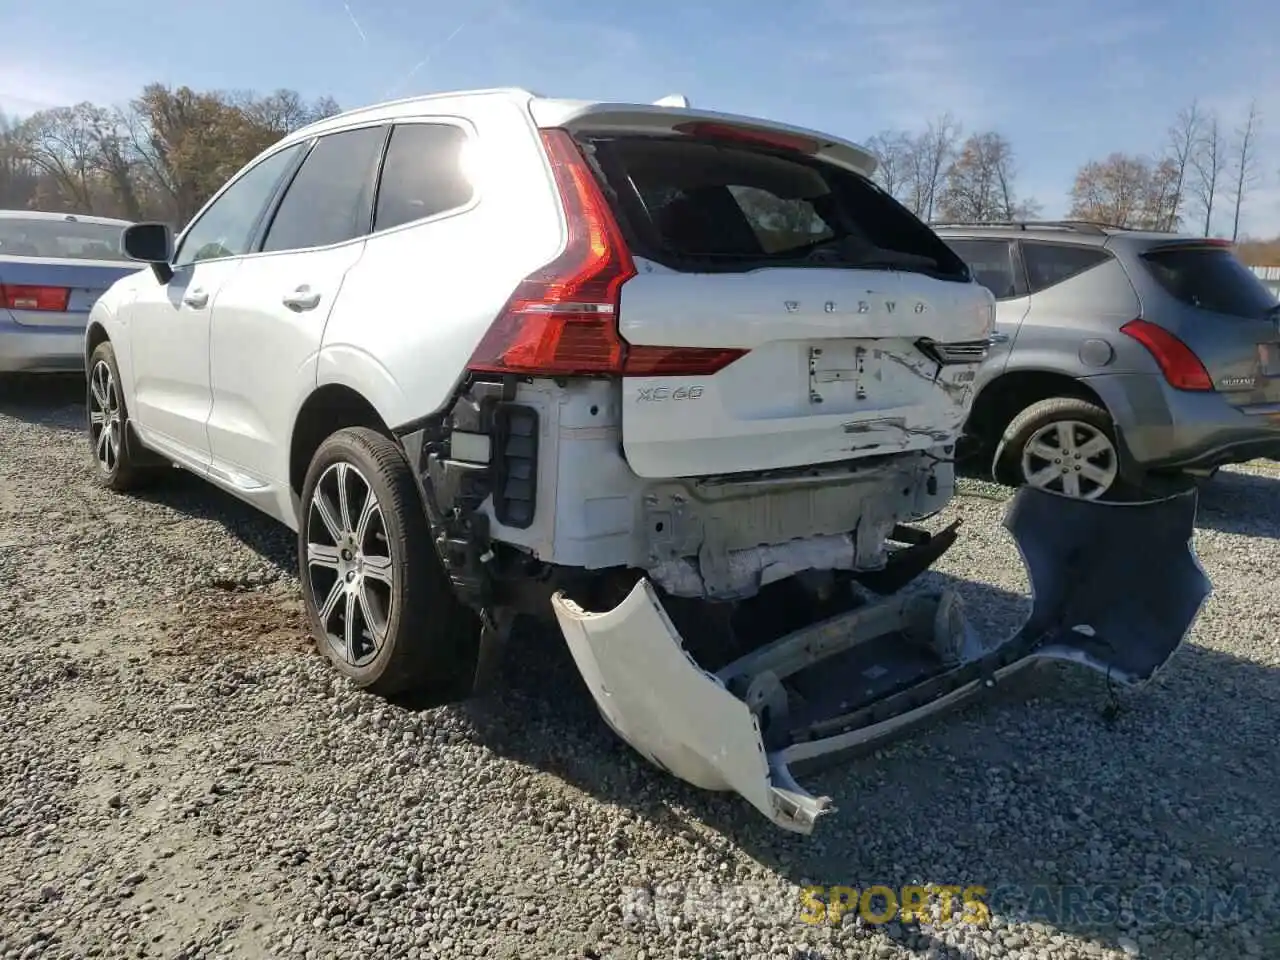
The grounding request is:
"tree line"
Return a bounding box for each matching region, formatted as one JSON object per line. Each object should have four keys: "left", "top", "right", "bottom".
{"left": 2, "top": 83, "right": 1278, "bottom": 264}
{"left": 0, "top": 84, "right": 339, "bottom": 227}
{"left": 864, "top": 98, "right": 1279, "bottom": 263}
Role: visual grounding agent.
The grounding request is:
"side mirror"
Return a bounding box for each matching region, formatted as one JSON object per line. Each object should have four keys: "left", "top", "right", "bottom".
{"left": 121, "top": 222, "right": 175, "bottom": 283}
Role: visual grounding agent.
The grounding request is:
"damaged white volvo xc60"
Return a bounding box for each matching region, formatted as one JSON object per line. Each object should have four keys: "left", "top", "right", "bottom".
{"left": 89, "top": 89, "right": 1211, "bottom": 834}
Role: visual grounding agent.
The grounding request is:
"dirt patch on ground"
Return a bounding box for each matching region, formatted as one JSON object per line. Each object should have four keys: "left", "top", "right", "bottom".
{"left": 149, "top": 587, "right": 313, "bottom": 663}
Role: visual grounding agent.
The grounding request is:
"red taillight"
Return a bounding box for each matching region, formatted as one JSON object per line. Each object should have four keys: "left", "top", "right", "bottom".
{"left": 672, "top": 121, "right": 820, "bottom": 155}
{"left": 0, "top": 284, "right": 70, "bottom": 312}
{"left": 1120, "top": 319, "right": 1213, "bottom": 391}
{"left": 467, "top": 129, "right": 749, "bottom": 378}
{"left": 467, "top": 128, "right": 635, "bottom": 376}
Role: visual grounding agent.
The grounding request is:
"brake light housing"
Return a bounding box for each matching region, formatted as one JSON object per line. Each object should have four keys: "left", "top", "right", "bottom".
{"left": 466, "top": 129, "right": 748, "bottom": 378}
{"left": 672, "top": 121, "right": 820, "bottom": 155}
{"left": 1120, "top": 319, "right": 1213, "bottom": 391}
{"left": 1, "top": 284, "right": 71, "bottom": 312}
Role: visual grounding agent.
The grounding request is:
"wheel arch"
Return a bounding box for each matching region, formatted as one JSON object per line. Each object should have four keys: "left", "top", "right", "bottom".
{"left": 85, "top": 320, "right": 111, "bottom": 374}
{"left": 967, "top": 368, "right": 1112, "bottom": 451}
{"left": 289, "top": 384, "right": 392, "bottom": 497}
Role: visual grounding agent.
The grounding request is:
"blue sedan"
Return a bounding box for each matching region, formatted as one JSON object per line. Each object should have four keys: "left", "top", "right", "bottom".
{"left": 0, "top": 210, "right": 143, "bottom": 374}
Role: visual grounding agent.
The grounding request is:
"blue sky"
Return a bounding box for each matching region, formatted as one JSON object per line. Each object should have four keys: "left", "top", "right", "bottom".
{"left": 2, "top": 0, "right": 1278, "bottom": 236}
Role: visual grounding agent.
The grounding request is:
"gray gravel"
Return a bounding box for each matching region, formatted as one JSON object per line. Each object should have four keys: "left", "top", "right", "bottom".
{"left": 1, "top": 375, "right": 1277, "bottom": 960}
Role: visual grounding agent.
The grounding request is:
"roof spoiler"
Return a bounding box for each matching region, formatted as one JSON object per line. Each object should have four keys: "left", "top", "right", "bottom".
{"left": 652, "top": 94, "right": 690, "bottom": 108}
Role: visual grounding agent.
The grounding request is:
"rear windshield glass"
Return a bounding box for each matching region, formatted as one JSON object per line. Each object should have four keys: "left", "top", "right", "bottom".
{"left": 585, "top": 134, "right": 968, "bottom": 280}
{"left": 1140, "top": 246, "right": 1276, "bottom": 319}
{"left": 0, "top": 217, "right": 130, "bottom": 261}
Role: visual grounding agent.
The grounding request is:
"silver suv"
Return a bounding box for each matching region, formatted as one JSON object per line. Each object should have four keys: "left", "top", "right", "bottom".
{"left": 934, "top": 221, "right": 1280, "bottom": 499}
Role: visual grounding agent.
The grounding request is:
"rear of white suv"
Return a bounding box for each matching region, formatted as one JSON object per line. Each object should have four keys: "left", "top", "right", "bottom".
{"left": 88, "top": 90, "right": 1210, "bottom": 834}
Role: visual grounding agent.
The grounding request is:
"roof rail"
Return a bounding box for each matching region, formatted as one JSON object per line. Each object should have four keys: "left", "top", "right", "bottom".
{"left": 306, "top": 87, "right": 543, "bottom": 128}
{"left": 930, "top": 219, "right": 1124, "bottom": 235}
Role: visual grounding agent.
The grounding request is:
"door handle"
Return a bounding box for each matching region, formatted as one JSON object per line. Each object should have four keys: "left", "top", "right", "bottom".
{"left": 182, "top": 288, "right": 209, "bottom": 309}
{"left": 282, "top": 285, "right": 322, "bottom": 311}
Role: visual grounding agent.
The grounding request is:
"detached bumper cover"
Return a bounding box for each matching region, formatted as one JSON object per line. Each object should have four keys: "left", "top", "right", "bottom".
{"left": 550, "top": 486, "right": 1211, "bottom": 834}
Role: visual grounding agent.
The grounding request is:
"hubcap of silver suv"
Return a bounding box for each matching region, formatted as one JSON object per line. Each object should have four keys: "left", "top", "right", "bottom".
{"left": 88, "top": 360, "right": 121, "bottom": 473}
{"left": 1020, "top": 420, "right": 1118, "bottom": 500}
{"left": 305, "top": 462, "right": 394, "bottom": 667}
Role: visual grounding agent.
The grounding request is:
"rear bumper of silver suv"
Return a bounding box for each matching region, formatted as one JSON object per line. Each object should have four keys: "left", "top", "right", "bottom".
{"left": 1085, "top": 371, "right": 1280, "bottom": 474}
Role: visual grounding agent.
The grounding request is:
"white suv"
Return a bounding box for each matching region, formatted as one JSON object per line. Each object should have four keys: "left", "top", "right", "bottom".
{"left": 87, "top": 89, "right": 1208, "bottom": 833}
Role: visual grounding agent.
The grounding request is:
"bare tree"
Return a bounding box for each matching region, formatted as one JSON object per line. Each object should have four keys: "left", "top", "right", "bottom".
{"left": 863, "top": 130, "right": 913, "bottom": 204}
{"left": 229, "top": 88, "right": 341, "bottom": 136}
{"left": 905, "top": 113, "right": 961, "bottom": 221}
{"left": 1069, "top": 153, "right": 1166, "bottom": 229}
{"left": 937, "top": 132, "right": 1038, "bottom": 222}
{"left": 1161, "top": 101, "right": 1203, "bottom": 232}
{"left": 1189, "top": 111, "right": 1223, "bottom": 236}
{"left": 1226, "top": 100, "right": 1261, "bottom": 242}
{"left": 14, "top": 104, "right": 103, "bottom": 212}
{"left": 0, "top": 112, "right": 40, "bottom": 208}
{"left": 1143, "top": 158, "right": 1181, "bottom": 232}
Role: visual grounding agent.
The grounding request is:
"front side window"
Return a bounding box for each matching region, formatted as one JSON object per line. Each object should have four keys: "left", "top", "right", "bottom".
{"left": 173, "top": 144, "right": 304, "bottom": 267}
{"left": 944, "top": 238, "right": 1021, "bottom": 299}
{"left": 260, "top": 126, "right": 387, "bottom": 253}
{"left": 374, "top": 123, "right": 474, "bottom": 232}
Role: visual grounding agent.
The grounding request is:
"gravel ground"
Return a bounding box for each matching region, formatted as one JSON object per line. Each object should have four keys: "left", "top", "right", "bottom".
{"left": 1, "top": 375, "right": 1277, "bottom": 960}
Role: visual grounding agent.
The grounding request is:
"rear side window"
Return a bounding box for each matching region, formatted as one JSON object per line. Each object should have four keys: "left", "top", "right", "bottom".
{"left": 588, "top": 135, "right": 967, "bottom": 280}
{"left": 943, "top": 238, "right": 1022, "bottom": 299}
{"left": 1023, "top": 242, "right": 1110, "bottom": 294}
{"left": 261, "top": 126, "right": 387, "bottom": 253}
{"left": 374, "top": 123, "right": 474, "bottom": 232}
{"left": 1140, "top": 245, "right": 1277, "bottom": 319}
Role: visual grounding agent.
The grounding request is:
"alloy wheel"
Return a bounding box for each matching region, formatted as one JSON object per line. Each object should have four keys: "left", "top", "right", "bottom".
{"left": 88, "top": 360, "right": 122, "bottom": 474}
{"left": 305, "top": 462, "right": 395, "bottom": 667}
{"left": 1019, "top": 419, "right": 1118, "bottom": 500}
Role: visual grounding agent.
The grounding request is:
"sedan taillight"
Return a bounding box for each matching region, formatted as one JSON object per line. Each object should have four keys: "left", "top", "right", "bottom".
{"left": 0, "top": 284, "right": 71, "bottom": 312}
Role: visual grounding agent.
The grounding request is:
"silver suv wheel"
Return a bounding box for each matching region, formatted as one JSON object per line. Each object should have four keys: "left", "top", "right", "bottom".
{"left": 1019, "top": 419, "right": 1118, "bottom": 500}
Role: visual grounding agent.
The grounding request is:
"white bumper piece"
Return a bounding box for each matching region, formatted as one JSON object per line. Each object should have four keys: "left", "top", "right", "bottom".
{"left": 551, "top": 579, "right": 831, "bottom": 832}
{"left": 549, "top": 486, "right": 1211, "bottom": 835}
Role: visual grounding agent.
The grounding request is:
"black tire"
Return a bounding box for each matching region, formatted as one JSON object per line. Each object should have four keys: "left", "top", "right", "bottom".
{"left": 297, "top": 426, "right": 480, "bottom": 701}
{"left": 992, "top": 396, "right": 1134, "bottom": 500}
{"left": 86, "top": 340, "right": 160, "bottom": 492}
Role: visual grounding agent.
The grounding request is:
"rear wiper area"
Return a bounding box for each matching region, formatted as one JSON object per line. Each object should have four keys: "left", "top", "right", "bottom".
{"left": 802, "top": 237, "right": 940, "bottom": 272}
{"left": 643, "top": 237, "right": 954, "bottom": 277}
